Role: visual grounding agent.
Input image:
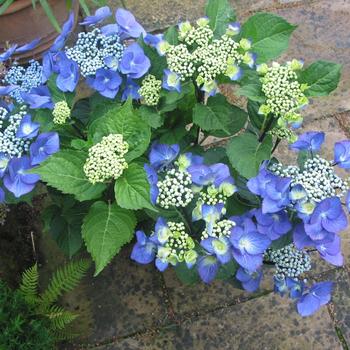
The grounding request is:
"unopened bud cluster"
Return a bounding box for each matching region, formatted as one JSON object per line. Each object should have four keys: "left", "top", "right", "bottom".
{"left": 268, "top": 126, "right": 297, "bottom": 143}
{"left": 52, "top": 101, "right": 71, "bottom": 125}
{"left": 201, "top": 219, "right": 236, "bottom": 240}
{"left": 271, "top": 155, "right": 349, "bottom": 202}
{"left": 156, "top": 169, "right": 194, "bottom": 209}
{"left": 66, "top": 28, "right": 124, "bottom": 77}
{"left": 84, "top": 134, "right": 128, "bottom": 184}
{"left": 4, "top": 60, "right": 42, "bottom": 103}
{"left": 199, "top": 185, "right": 227, "bottom": 205}
{"left": 139, "top": 74, "right": 162, "bottom": 106}
{"left": 0, "top": 107, "right": 30, "bottom": 157}
{"left": 265, "top": 244, "right": 311, "bottom": 279}
{"left": 163, "top": 21, "right": 249, "bottom": 86}
{"left": 259, "top": 62, "right": 307, "bottom": 118}
{"left": 164, "top": 221, "right": 195, "bottom": 261}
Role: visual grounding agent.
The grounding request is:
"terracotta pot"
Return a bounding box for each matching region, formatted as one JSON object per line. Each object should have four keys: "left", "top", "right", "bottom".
{"left": 0, "top": 0, "right": 79, "bottom": 63}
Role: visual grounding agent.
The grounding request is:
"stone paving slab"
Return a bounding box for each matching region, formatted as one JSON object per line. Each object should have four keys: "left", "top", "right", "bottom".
{"left": 93, "top": 292, "right": 341, "bottom": 350}
{"left": 58, "top": 246, "right": 170, "bottom": 347}
{"left": 323, "top": 267, "right": 350, "bottom": 344}
{"left": 162, "top": 267, "right": 272, "bottom": 317}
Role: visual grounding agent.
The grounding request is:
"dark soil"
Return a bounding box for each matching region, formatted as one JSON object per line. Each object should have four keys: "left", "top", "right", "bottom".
{"left": 0, "top": 196, "right": 44, "bottom": 288}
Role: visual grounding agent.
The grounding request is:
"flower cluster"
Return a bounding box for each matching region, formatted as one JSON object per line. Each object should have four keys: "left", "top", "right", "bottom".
{"left": 52, "top": 101, "right": 71, "bottom": 125}
{"left": 3, "top": 60, "right": 43, "bottom": 103}
{"left": 257, "top": 60, "right": 308, "bottom": 126}
{"left": 265, "top": 244, "right": 311, "bottom": 279}
{"left": 83, "top": 134, "right": 128, "bottom": 184}
{"left": 149, "top": 18, "right": 253, "bottom": 96}
{"left": 65, "top": 28, "right": 125, "bottom": 77}
{"left": 139, "top": 75, "right": 162, "bottom": 106}
{"left": 156, "top": 168, "right": 193, "bottom": 209}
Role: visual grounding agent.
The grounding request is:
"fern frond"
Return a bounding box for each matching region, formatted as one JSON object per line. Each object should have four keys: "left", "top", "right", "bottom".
{"left": 40, "top": 259, "right": 90, "bottom": 307}
{"left": 19, "top": 264, "right": 39, "bottom": 305}
{"left": 51, "top": 328, "right": 79, "bottom": 341}
{"left": 46, "top": 305, "right": 77, "bottom": 330}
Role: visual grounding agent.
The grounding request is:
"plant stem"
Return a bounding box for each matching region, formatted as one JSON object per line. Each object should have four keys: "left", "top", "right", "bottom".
{"left": 259, "top": 115, "right": 274, "bottom": 142}
{"left": 271, "top": 138, "right": 281, "bottom": 154}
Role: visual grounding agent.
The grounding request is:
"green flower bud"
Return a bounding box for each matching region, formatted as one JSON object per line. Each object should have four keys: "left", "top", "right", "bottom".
{"left": 239, "top": 38, "right": 251, "bottom": 51}
{"left": 52, "top": 101, "right": 70, "bottom": 125}
{"left": 256, "top": 63, "right": 268, "bottom": 75}
{"left": 289, "top": 59, "right": 304, "bottom": 71}
{"left": 184, "top": 249, "right": 198, "bottom": 266}
{"left": 258, "top": 104, "right": 271, "bottom": 116}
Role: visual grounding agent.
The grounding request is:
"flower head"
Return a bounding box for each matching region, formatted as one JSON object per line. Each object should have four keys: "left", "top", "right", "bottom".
{"left": 334, "top": 140, "right": 350, "bottom": 169}
{"left": 297, "top": 281, "right": 333, "bottom": 317}
{"left": 16, "top": 38, "right": 41, "bottom": 54}
{"left": 162, "top": 69, "right": 181, "bottom": 93}
{"left": 197, "top": 255, "right": 219, "bottom": 283}
{"left": 86, "top": 68, "right": 122, "bottom": 99}
{"left": 115, "top": 8, "right": 146, "bottom": 38}
{"left": 236, "top": 267, "right": 262, "bottom": 292}
{"left": 290, "top": 132, "right": 325, "bottom": 152}
{"left": 56, "top": 54, "right": 79, "bottom": 92}
{"left": 16, "top": 114, "right": 40, "bottom": 139}
{"left": 21, "top": 86, "right": 54, "bottom": 109}
{"left": 80, "top": 6, "right": 112, "bottom": 26}
{"left": 3, "top": 156, "right": 40, "bottom": 197}
{"left": 30, "top": 132, "right": 60, "bottom": 166}
{"left": 120, "top": 43, "right": 151, "bottom": 79}
{"left": 254, "top": 209, "right": 292, "bottom": 240}
{"left": 230, "top": 219, "right": 271, "bottom": 271}
{"left": 304, "top": 197, "right": 347, "bottom": 241}
{"left": 149, "top": 142, "right": 179, "bottom": 171}
{"left": 131, "top": 230, "right": 157, "bottom": 264}
{"left": 201, "top": 236, "right": 232, "bottom": 264}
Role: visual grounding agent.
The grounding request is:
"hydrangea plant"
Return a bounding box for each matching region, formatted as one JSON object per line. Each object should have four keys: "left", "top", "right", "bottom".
{"left": 0, "top": 0, "right": 346, "bottom": 317}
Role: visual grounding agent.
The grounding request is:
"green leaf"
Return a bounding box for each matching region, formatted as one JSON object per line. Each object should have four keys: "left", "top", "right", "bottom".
{"left": 39, "top": 0, "right": 61, "bottom": 32}
{"left": 299, "top": 60, "right": 342, "bottom": 97}
{"left": 247, "top": 100, "right": 264, "bottom": 130}
{"left": 237, "top": 82, "right": 265, "bottom": 103}
{"left": 174, "top": 262, "right": 200, "bottom": 285}
{"left": 226, "top": 132, "right": 273, "bottom": 178}
{"left": 241, "top": 13, "right": 297, "bottom": 63}
{"left": 43, "top": 200, "right": 90, "bottom": 258}
{"left": 32, "top": 150, "right": 106, "bottom": 201}
{"left": 89, "top": 99, "right": 151, "bottom": 162}
{"left": 114, "top": 163, "right": 155, "bottom": 211}
{"left": 164, "top": 26, "right": 179, "bottom": 45}
{"left": 0, "top": 0, "right": 14, "bottom": 16}
{"left": 205, "top": 0, "right": 236, "bottom": 38}
{"left": 216, "top": 260, "right": 239, "bottom": 280}
{"left": 193, "top": 95, "right": 247, "bottom": 135}
{"left": 82, "top": 201, "right": 136, "bottom": 275}
{"left": 139, "top": 105, "right": 164, "bottom": 128}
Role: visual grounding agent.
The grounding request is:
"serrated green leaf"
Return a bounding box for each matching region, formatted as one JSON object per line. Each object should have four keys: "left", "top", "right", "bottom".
{"left": 115, "top": 163, "right": 155, "bottom": 211}
{"left": 89, "top": 99, "right": 151, "bottom": 162}
{"left": 241, "top": 13, "right": 296, "bottom": 63}
{"left": 205, "top": 0, "right": 236, "bottom": 38}
{"left": 226, "top": 132, "right": 272, "bottom": 178}
{"left": 82, "top": 201, "right": 136, "bottom": 275}
{"left": 164, "top": 25, "right": 178, "bottom": 45}
{"left": 299, "top": 60, "right": 342, "bottom": 97}
{"left": 32, "top": 150, "right": 106, "bottom": 201}
{"left": 193, "top": 95, "right": 247, "bottom": 136}
{"left": 139, "top": 105, "right": 164, "bottom": 128}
